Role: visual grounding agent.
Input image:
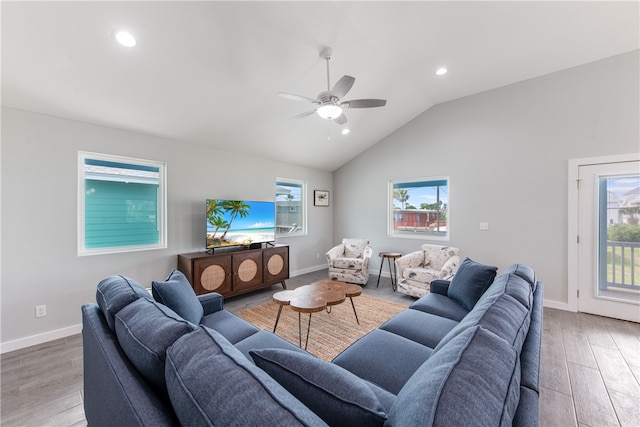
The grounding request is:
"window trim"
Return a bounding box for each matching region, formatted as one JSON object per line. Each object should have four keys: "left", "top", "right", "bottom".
{"left": 388, "top": 176, "right": 450, "bottom": 241}
{"left": 78, "top": 151, "right": 167, "bottom": 256}
{"left": 276, "top": 177, "right": 307, "bottom": 237}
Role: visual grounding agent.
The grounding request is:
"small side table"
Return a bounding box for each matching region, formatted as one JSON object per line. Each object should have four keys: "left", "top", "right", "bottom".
{"left": 377, "top": 252, "right": 401, "bottom": 291}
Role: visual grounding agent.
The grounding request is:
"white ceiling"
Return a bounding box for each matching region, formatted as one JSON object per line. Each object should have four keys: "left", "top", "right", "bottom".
{"left": 2, "top": 1, "right": 638, "bottom": 171}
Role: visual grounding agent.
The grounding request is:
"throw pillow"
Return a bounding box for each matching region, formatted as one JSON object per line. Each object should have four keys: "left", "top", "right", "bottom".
{"left": 447, "top": 257, "right": 498, "bottom": 311}
{"left": 114, "top": 298, "right": 195, "bottom": 395}
{"left": 152, "top": 269, "right": 203, "bottom": 325}
{"left": 250, "top": 348, "right": 387, "bottom": 427}
{"left": 343, "top": 239, "right": 368, "bottom": 258}
{"left": 96, "top": 275, "right": 153, "bottom": 331}
{"left": 165, "top": 326, "right": 326, "bottom": 427}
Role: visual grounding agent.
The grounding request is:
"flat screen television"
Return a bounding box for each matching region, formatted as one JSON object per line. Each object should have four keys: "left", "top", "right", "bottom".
{"left": 206, "top": 199, "right": 276, "bottom": 249}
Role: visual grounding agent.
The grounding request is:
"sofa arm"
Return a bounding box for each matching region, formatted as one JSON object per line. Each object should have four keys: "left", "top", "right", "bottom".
{"left": 430, "top": 279, "right": 451, "bottom": 296}
{"left": 198, "top": 292, "right": 224, "bottom": 316}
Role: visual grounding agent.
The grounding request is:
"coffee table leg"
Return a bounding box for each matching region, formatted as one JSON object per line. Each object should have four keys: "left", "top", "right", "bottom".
{"left": 298, "top": 312, "right": 302, "bottom": 348}
{"left": 304, "top": 313, "right": 313, "bottom": 350}
{"left": 349, "top": 297, "right": 360, "bottom": 325}
{"left": 273, "top": 305, "right": 283, "bottom": 333}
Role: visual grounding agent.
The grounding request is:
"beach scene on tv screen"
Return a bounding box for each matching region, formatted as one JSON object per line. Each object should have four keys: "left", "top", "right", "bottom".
{"left": 206, "top": 200, "right": 275, "bottom": 248}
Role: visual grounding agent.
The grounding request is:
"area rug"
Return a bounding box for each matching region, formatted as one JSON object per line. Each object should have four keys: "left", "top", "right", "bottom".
{"left": 237, "top": 294, "right": 408, "bottom": 361}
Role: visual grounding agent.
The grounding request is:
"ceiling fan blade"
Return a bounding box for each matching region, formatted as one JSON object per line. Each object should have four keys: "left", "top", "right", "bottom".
{"left": 289, "top": 109, "right": 318, "bottom": 120}
{"left": 340, "top": 99, "right": 387, "bottom": 108}
{"left": 278, "top": 92, "right": 317, "bottom": 103}
{"left": 334, "top": 113, "right": 347, "bottom": 125}
{"left": 331, "top": 75, "right": 355, "bottom": 99}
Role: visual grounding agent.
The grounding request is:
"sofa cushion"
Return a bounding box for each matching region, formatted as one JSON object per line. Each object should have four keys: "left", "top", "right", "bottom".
{"left": 409, "top": 293, "right": 469, "bottom": 322}
{"left": 503, "top": 264, "right": 537, "bottom": 292}
{"left": 332, "top": 329, "right": 433, "bottom": 394}
{"left": 114, "top": 298, "right": 195, "bottom": 395}
{"left": 447, "top": 257, "right": 498, "bottom": 311}
{"left": 234, "top": 330, "right": 309, "bottom": 361}
{"left": 152, "top": 269, "right": 203, "bottom": 325}
{"left": 380, "top": 309, "right": 458, "bottom": 348}
{"left": 483, "top": 272, "right": 533, "bottom": 310}
{"left": 386, "top": 326, "right": 520, "bottom": 427}
{"left": 200, "top": 309, "right": 260, "bottom": 344}
{"left": 96, "top": 275, "right": 153, "bottom": 331}
{"left": 165, "top": 326, "right": 327, "bottom": 427}
{"left": 251, "top": 349, "right": 387, "bottom": 427}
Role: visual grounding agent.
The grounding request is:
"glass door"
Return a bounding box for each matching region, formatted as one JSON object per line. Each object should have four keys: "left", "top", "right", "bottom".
{"left": 578, "top": 161, "right": 640, "bottom": 322}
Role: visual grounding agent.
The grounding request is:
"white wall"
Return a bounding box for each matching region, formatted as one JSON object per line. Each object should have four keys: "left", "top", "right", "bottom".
{"left": 333, "top": 50, "right": 640, "bottom": 307}
{"left": 0, "top": 108, "right": 333, "bottom": 350}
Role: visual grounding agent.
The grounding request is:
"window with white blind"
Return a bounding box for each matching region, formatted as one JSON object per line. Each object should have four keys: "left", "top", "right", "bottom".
{"left": 78, "top": 152, "right": 167, "bottom": 255}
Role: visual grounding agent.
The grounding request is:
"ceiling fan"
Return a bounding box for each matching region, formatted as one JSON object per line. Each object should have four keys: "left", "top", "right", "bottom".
{"left": 278, "top": 47, "right": 386, "bottom": 125}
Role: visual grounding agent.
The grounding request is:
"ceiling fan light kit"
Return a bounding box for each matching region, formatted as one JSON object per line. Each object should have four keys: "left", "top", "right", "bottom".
{"left": 278, "top": 46, "right": 386, "bottom": 125}
{"left": 317, "top": 104, "right": 342, "bottom": 120}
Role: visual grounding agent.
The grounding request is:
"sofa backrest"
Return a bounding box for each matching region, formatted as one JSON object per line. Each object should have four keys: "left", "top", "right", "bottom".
{"left": 96, "top": 275, "right": 153, "bottom": 331}
{"left": 420, "top": 245, "right": 459, "bottom": 270}
{"left": 433, "top": 273, "right": 533, "bottom": 354}
{"left": 386, "top": 325, "right": 521, "bottom": 427}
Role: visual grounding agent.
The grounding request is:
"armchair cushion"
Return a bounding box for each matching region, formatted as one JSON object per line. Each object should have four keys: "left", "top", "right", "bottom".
{"left": 343, "top": 238, "right": 370, "bottom": 258}
{"left": 250, "top": 348, "right": 387, "bottom": 427}
{"left": 447, "top": 258, "right": 498, "bottom": 311}
{"left": 333, "top": 258, "right": 365, "bottom": 270}
{"left": 152, "top": 269, "right": 203, "bottom": 325}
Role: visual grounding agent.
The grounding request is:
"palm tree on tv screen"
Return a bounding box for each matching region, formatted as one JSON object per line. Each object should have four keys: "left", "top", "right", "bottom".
{"left": 220, "top": 200, "right": 251, "bottom": 241}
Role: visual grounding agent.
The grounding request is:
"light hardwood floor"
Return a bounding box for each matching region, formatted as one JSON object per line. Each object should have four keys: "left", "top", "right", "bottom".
{"left": 2, "top": 270, "right": 639, "bottom": 426}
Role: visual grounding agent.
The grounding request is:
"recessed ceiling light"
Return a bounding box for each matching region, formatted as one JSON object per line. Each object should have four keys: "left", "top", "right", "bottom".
{"left": 342, "top": 128, "right": 350, "bottom": 135}
{"left": 114, "top": 31, "right": 136, "bottom": 47}
{"left": 436, "top": 67, "right": 448, "bottom": 76}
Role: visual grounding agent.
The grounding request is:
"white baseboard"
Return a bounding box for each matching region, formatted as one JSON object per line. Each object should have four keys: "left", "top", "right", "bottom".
{"left": 0, "top": 324, "right": 82, "bottom": 354}
{"left": 543, "top": 299, "right": 574, "bottom": 312}
{"left": 290, "top": 264, "right": 327, "bottom": 277}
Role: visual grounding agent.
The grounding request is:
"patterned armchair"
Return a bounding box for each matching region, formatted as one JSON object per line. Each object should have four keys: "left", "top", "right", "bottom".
{"left": 326, "top": 238, "right": 373, "bottom": 285}
{"left": 395, "top": 244, "right": 460, "bottom": 297}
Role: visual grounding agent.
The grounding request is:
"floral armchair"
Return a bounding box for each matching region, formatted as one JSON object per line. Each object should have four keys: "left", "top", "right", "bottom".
{"left": 326, "top": 238, "right": 373, "bottom": 285}
{"left": 395, "top": 244, "right": 460, "bottom": 297}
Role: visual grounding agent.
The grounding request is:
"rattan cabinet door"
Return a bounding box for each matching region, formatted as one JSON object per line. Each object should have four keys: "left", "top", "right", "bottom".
{"left": 193, "top": 255, "right": 232, "bottom": 295}
{"left": 263, "top": 246, "right": 289, "bottom": 283}
{"left": 232, "top": 251, "right": 263, "bottom": 291}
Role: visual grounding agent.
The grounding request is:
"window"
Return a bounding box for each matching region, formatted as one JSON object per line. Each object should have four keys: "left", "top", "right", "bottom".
{"left": 389, "top": 176, "right": 450, "bottom": 240}
{"left": 276, "top": 178, "right": 306, "bottom": 236}
{"left": 78, "top": 152, "right": 167, "bottom": 255}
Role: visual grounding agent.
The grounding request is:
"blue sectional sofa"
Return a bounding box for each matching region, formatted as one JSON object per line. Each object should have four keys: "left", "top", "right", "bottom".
{"left": 82, "top": 261, "right": 543, "bottom": 426}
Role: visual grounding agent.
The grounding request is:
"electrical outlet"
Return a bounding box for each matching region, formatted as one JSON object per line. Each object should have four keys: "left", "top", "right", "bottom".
{"left": 35, "top": 305, "right": 47, "bottom": 318}
{"left": 480, "top": 222, "right": 489, "bottom": 230}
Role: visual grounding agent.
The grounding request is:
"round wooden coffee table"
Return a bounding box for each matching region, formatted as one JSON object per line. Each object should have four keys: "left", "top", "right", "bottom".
{"left": 272, "top": 280, "right": 362, "bottom": 349}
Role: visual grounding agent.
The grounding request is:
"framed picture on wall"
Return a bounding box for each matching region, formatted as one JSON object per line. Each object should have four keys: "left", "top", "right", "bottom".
{"left": 314, "top": 190, "right": 329, "bottom": 207}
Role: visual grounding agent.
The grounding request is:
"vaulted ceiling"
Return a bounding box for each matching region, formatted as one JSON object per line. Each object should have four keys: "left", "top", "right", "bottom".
{"left": 2, "top": 1, "right": 638, "bottom": 171}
